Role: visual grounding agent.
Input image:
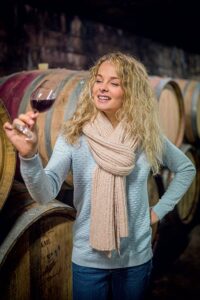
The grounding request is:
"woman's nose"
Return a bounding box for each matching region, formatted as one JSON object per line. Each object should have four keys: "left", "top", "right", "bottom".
{"left": 99, "top": 83, "right": 108, "bottom": 92}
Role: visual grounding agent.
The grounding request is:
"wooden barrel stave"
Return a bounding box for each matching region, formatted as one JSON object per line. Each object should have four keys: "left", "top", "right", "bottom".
{"left": 0, "top": 100, "right": 16, "bottom": 209}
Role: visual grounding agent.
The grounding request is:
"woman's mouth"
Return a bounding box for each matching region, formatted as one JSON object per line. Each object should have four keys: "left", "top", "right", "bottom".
{"left": 97, "top": 95, "right": 111, "bottom": 103}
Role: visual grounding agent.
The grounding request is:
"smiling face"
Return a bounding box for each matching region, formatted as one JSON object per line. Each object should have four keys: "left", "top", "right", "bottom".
{"left": 92, "top": 60, "right": 124, "bottom": 126}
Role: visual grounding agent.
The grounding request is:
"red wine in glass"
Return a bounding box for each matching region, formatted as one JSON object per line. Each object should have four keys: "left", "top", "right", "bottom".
{"left": 14, "top": 79, "right": 63, "bottom": 139}
{"left": 30, "top": 79, "right": 59, "bottom": 112}
{"left": 30, "top": 98, "right": 56, "bottom": 112}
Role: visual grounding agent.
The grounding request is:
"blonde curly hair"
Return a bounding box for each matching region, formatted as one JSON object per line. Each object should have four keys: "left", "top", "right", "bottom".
{"left": 62, "top": 52, "right": 163, "bottom": 174}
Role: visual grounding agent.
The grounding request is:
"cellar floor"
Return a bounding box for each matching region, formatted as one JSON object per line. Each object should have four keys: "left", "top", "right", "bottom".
{"left": 149, "top": 225, "right": 200, "bottom": 300}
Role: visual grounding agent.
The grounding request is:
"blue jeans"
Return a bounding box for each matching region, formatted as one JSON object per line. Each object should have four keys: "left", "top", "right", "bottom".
{"left": 72, "top": 260, "right": 152, "bottom": 300}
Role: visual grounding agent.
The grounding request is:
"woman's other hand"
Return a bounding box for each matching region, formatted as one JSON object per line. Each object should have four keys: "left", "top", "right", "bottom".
{"left": 150, "top": 208, "right": 159, "bottom": 225}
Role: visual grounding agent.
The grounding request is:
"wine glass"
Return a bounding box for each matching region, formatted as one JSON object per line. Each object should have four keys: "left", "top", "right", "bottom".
{"left": 14, "top": 79, "right": 63, "bottom": 139}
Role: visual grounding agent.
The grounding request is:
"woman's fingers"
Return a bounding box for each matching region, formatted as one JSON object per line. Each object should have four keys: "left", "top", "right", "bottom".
{"left": 16, "top": 111, "right": 39, "bottom": 129}
{"left": 3, "top": 111, "right": 39, "bottom": 155}
{"left": 14, "top": 123, "right": 34, "bottom": 141}
{"left": 3, "top": 121, "right": 13, "bottom": 131}
{"left": 9, "top": 111, "right": 39, "bottom": 140}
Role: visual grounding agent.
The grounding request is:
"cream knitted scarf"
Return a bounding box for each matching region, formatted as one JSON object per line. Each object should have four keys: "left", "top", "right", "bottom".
{"left": 83, "top": 112, "right": 138, "bottom": 255}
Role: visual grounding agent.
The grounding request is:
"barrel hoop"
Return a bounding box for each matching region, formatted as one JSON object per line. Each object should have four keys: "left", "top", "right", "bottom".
{"left": 182, "top": 80, "right": 191, "bottom": 95}
{"left": 153, "top": 77, "right": 171, "bottom": 99}
{"left": 63, "top": 75, "right": 86, "bottom": 121}
{"left": 191, "top": 84, "right": 200, "bottom": 139}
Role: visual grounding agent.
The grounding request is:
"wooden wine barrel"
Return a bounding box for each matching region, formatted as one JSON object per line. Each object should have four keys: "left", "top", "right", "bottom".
{"left": 175, "top": 79, "right": 200, "bottom": 143}
{"left": 0, "top": 69, "right": 89, "bottom": 186}
{"left": 0, "top": 181, "right": 75, "bottom": 300}
{"left": 0, "top": 100, "right": 16, "bottom": 210}
{"left": 149, "top": 76, "right": 185, "bottom": 148}
{"left": 161, "top": 144, "right": 200, "bottom": 225}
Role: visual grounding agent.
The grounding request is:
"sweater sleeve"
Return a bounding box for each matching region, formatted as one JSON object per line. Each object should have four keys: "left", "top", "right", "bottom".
{"left": 19, "top": 135, "right": 72, "bottom": 204}
{"left": 152, "top": 137, "right": 196, "bottom": 220}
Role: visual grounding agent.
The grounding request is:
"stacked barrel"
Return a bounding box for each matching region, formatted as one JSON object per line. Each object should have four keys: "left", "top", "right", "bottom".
{"left": 149, "top": 76, "right": 200, "bottom": 274}
{"left": 0, "top": 69, "right": 83, "bottom": 300}
{"left": 0, "top": 69, "right": 200, "bottom": 297}
{"left": 149, "top": 76, "right": 200, "bottom": 226}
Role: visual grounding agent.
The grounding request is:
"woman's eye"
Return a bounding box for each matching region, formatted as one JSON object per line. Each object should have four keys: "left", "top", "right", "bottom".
{"left": 111, "top": 82, "right": 119, "bottom": 86}
{"left": 95, "top": 79, "right": 102, "bottom": 83}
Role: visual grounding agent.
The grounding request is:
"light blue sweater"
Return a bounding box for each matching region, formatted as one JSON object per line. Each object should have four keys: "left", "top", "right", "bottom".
{"left": 20, "top": 135, "right": 196, "bottom": 269}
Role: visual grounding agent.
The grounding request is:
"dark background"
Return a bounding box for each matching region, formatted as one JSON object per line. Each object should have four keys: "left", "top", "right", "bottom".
{"left": 0, "top": 0, "right": 200, "bottom": 77}
{"left": 2, "top": 0, "right": 199, "bottom": 54}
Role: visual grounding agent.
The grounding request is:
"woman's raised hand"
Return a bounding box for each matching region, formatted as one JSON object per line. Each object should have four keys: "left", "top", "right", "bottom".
{"left": 3, "top": 111, "right": 39, "bottom": 158}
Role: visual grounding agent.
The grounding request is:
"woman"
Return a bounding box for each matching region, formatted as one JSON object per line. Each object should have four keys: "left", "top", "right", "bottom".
{"left": 4, "top": 52, "right": 196, "bottom": 300}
